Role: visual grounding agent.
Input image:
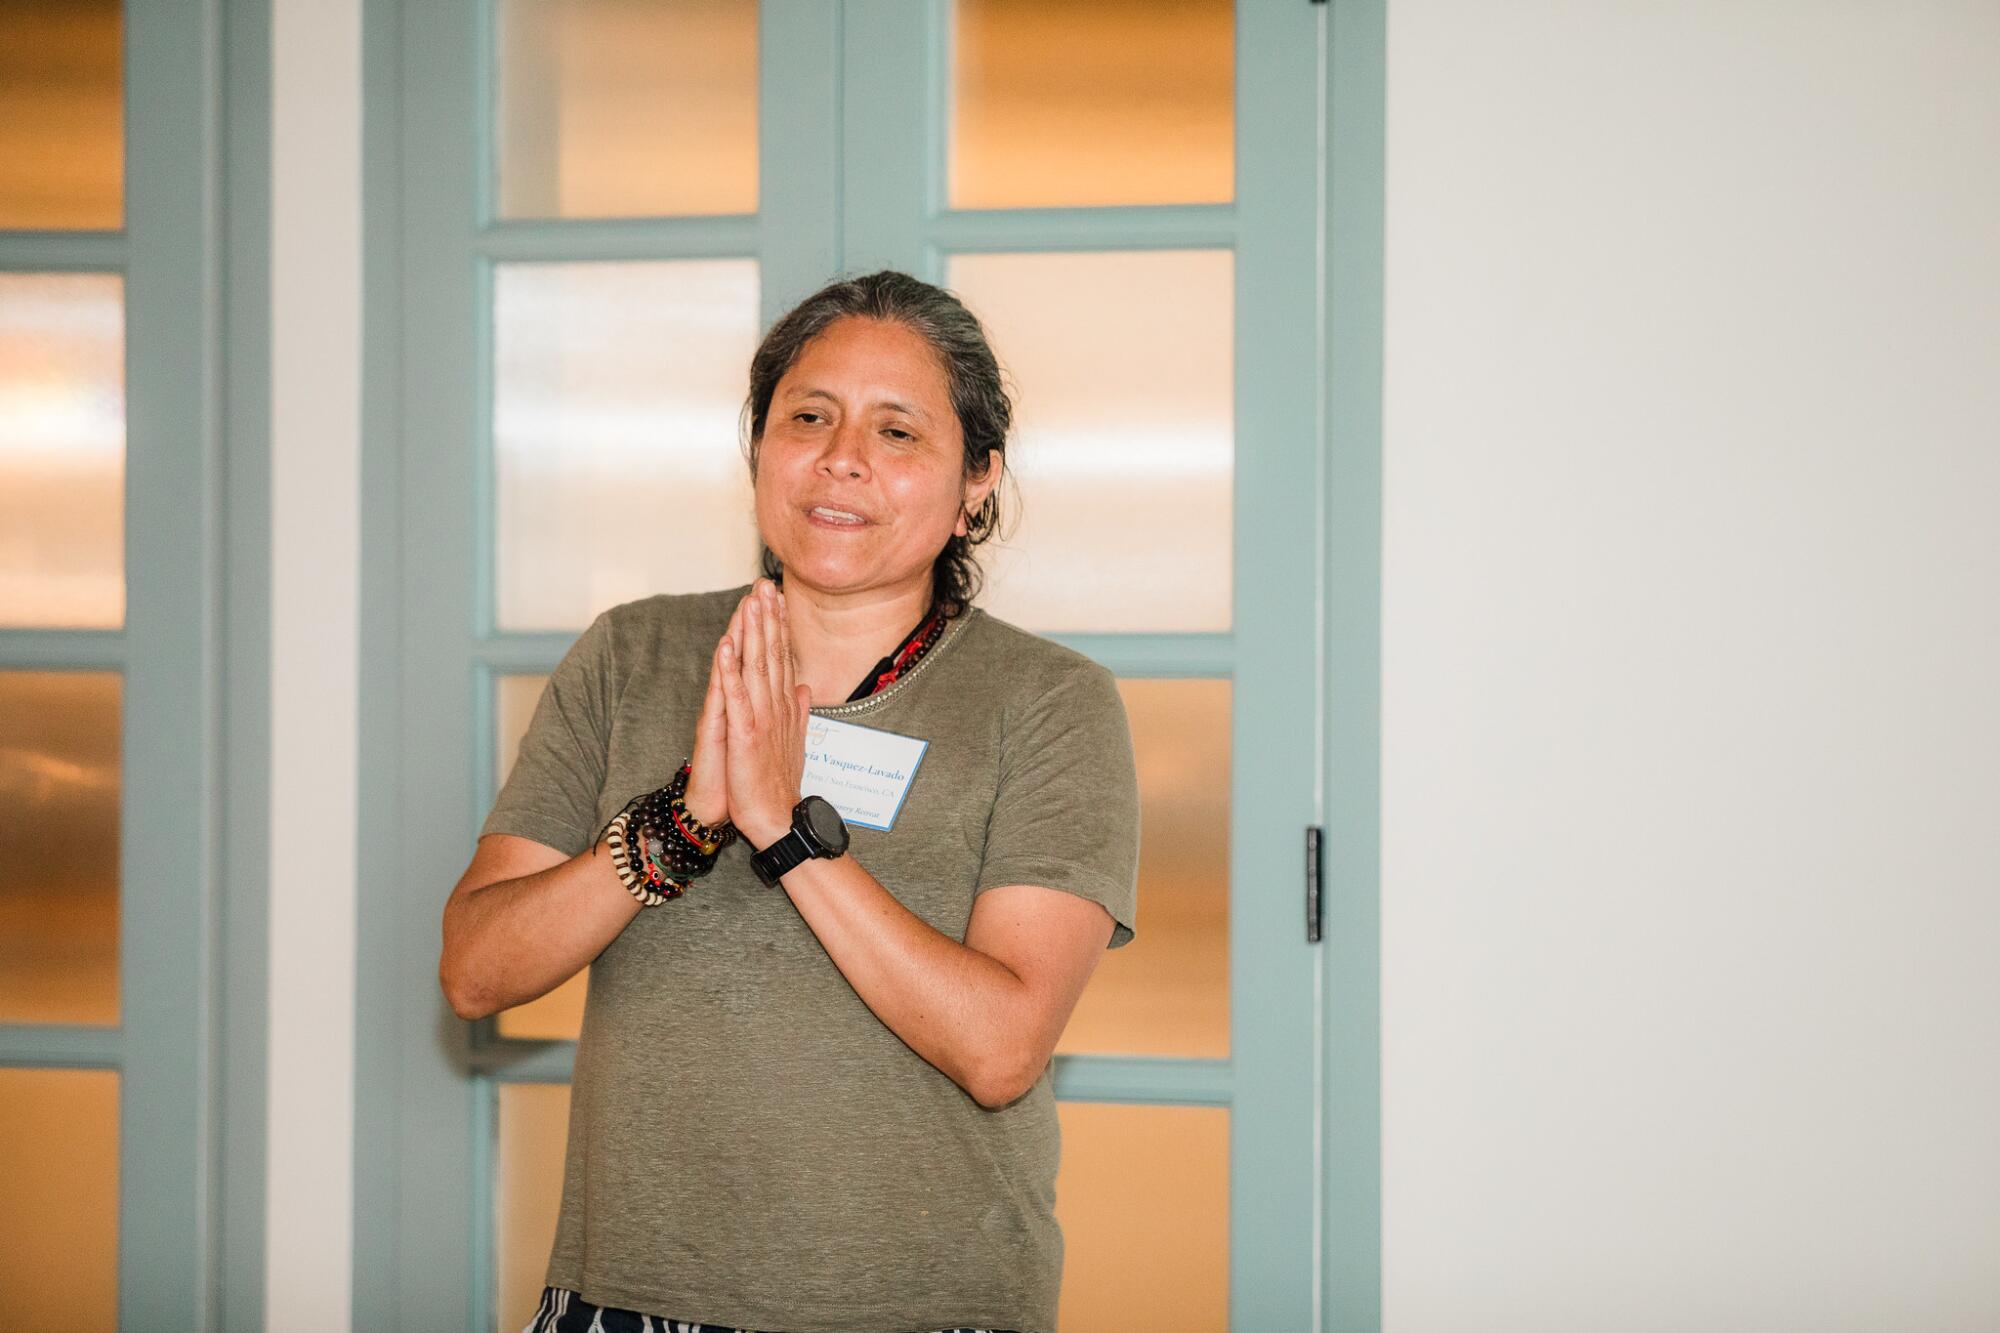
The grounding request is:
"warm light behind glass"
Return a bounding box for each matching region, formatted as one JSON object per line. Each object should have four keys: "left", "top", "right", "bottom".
{"left": 0, "top": 272, "right": 125, "bottom": 629}
{"left": 0, "top": 0, "right": 123, "bottom": 229}
{"left": 948, "top": 249, "right": 1233, "bottom": 633}
{"left": 495, "top": 1082, "right": 569, "bottom": 1333}
{"left": 493, "top": 259, "right": 762, "bottom": 632}
{"left": 494, "top": 0, "right": 757, "bottom": 219}
{"left": 492, "top": 673, "right": 590, "bottom": 1040}
{"left": 1055, "top": 1101, "right": 1228, "bottom": 1328}
{"left": 1059, "top": 679, "right": 1229, "bottom": 1058}
{"left": 0, "top": 1067, "right": 119, "bottom": 1326}
{"left": 949, "top": 0, "right": 1233, "bottom": 210}
{"left": 0, "top": 671, "right": 120, "bottom": 1026}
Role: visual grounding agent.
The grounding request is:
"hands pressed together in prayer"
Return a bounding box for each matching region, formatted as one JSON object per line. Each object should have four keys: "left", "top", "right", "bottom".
{"left": 681, "top": 579, "right": 812, "bottom": 850}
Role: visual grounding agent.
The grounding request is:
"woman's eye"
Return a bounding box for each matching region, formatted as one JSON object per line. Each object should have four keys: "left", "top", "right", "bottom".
{"left": 795, "top": 412, "right": 822, "bottom": 424}
{"left": 885, "top": 428, "right": 913, "bottom": 441}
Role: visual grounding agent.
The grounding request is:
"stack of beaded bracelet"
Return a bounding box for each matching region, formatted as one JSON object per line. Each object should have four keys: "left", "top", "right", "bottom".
{"left": 603, "top": 808, "right": 681, "bottom": 906}
{"left": 601, "top": 759, "right": 737, "bottom": 908}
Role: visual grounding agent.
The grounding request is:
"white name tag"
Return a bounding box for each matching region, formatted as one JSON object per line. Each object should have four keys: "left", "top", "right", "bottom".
{"left": 801, "top": 715, "right": 930, "bottom": 832}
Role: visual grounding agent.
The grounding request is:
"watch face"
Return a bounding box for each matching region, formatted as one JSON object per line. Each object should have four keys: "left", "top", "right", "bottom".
{"left": 801, "top": 795, "right": 849, "bottom": 856}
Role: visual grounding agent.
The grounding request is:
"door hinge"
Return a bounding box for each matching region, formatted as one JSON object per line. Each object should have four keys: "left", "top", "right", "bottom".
{"left": 1305, "top": 825, "right": 1325, "bottom": 942}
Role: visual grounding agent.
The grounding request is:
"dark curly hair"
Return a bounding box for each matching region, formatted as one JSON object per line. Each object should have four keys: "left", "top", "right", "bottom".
{"left": 740, "top": 269, "right": 1016, "bottom": 620}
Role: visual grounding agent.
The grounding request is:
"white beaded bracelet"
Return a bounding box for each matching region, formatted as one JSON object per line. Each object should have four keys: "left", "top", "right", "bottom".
{"left": 603, "top": 809, "right": 671, "bottom": 908}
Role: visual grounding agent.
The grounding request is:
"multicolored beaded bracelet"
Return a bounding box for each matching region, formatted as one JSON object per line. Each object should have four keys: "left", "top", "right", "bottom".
{"left": 599, "top": 758, "right": 737, "bottom": 907}
{"left": 604, "top": 809, "right": 683, "bottom": 906}
{"left": 663, "top": 760, "right": 734, "bottom": 855}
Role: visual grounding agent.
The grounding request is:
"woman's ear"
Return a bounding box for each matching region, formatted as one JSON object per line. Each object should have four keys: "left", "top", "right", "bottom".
{"left": 960, "top": 449, "right": 1003, "bottom": 532}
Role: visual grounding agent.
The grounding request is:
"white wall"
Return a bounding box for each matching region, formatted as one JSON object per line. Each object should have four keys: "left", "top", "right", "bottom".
{"left": 266, "top": 0, "right": 360, "bottom": 1326}
{"left": 1382, "top": 3, "right": 2000, "bottom": 1329}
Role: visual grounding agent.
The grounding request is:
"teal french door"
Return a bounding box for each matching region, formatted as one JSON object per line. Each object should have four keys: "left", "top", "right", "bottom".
{"left": 0, "top": 0, "right": 260, "bottom": 1326}
{"left": 358, "top": 1, "right": 1340, "bottom": 1327}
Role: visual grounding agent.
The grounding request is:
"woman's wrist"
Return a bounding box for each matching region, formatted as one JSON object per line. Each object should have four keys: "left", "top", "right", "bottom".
{"left": 682, "top": 788, "right": 728, "bottom": 828}
{"left": 680, "top": 759, "right": 733, "bottom": 832}
{"left": 738, "top": 806, "right": 795, "bottom": 851}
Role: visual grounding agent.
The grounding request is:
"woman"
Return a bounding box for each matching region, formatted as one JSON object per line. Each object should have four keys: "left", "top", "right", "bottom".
{"left": 440, "top": 270, "right": 1141, "bottom": 1333}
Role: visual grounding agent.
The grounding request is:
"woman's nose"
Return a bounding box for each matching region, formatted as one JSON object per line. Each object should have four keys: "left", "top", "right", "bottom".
{"left": 816, "top": 419, "right": 869, "bottom": 479}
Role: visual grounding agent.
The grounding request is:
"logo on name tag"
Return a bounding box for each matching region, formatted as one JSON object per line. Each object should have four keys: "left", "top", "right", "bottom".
{"left": 802, "top": 715, "right": 929, "bottom": 832}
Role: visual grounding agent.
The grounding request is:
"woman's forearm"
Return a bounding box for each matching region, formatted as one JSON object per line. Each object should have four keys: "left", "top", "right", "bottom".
{"left": 439, "top": 844, "right": 640, "bottom": 1020}
{"left": 775, "top": 851, "right": 1032, "bottom": 1108}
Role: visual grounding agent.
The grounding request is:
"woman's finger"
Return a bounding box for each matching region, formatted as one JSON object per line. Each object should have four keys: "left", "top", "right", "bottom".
{"left": 681, "top": 634, "right": 731, "bottom": 821}
{"left": 743, "top": 594, "right": 770, "bottom": 728}
{"left": 771, "top": 584, "right": 795, "bottom": 710}
{"left": 726, "top": 597, "right": 747, "bottom": 666}
{"left": 743, "top": 591, "right": 765, "bottom": 678}
{"left": 702, "top": 634, "right": 726, "bottom": 725}
{"left": 719, "top": 635, "right": 748, "bottom": 710}
{"left": 710, "top": 606, "right": 744, "bottom": 727}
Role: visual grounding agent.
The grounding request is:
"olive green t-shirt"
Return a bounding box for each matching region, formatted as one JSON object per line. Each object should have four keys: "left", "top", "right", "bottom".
{"left": 478, "top": 583, "right": 1141, "bottom": 1333}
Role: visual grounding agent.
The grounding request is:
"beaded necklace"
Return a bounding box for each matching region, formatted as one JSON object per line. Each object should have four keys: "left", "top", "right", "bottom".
{"left": 842, "top": 596, "right": 949, "bottom": 702}
{"left": 767, "top": 572, "right": 950, "bottom": 704}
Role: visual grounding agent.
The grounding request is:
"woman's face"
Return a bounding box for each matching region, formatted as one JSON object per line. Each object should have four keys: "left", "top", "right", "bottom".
{"left": 754, "top": 315, "right": 999, "bottom": 602}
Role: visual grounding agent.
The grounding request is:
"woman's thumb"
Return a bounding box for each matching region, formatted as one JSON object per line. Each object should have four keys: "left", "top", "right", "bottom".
{"left": 701, "top": 644, "right": 728, "bottom": 720}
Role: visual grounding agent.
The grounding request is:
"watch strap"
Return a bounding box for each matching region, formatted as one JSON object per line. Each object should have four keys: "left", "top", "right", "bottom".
{"left": 751, "top": 827, "right": 814, "bottom": 887}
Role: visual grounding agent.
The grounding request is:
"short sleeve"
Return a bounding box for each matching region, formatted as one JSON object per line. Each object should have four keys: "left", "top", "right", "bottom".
{"left": 975, "top": 660, "right": 1141, "bottom": 949}
{"left": 477, "top": 609, "right": 616, "bottom": 858}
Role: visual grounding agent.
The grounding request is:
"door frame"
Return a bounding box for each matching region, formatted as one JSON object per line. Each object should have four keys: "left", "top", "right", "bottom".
{"left": 1320, "top": 2, "right": 1388, "bottom": 1329}
{"left": 352, "top": 1, "right": 1386, "bottom": 1328}
{"left": 0, "top": 0, "right": 274, "bottom": 1326}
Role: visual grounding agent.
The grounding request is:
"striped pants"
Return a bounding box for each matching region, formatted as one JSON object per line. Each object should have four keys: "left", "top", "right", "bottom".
{"left": 524, "top": 1285, "right": 1018, "bottom": 1333}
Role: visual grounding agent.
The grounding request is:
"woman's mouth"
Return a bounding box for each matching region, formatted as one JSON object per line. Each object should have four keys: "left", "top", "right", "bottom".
{"left": 806, "top": 505, "right": 869, "bottom": 528}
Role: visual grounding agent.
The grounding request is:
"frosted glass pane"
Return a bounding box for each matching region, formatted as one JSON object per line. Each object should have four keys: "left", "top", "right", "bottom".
{"left": 495, "top": 1082, "right": 569, "bottom": 1333}
{"left": 949, "top": 250, "right": 1232, "bottom": 632}
{"left": 494, "top": 260, "right": 762, "bottom": 631}
{"left": 950, "top": 0, "right": 1232, "bottom": 210}
{"left": 494, "top": 673, "right": 546, "bottom": 792}
{"left": 493, "top": 672, "right": 589, "bottom": 1041}
{"left": 0, "top": 272, "right": 125, "bottom": 629}
{"left": 0, "top": 671, "right": 120, "bottom": 1025}
{"left": 495, "top": 0, "right": 756, "bottom": 219}
{"left": 0, "top": 0, "right": 123, "bottom": 229}
{"left": 1055, "top": 1102, "right": 1228, "bottom": 1329}
{"left": 0, "top": 1068, "right": 119, "bottom": 1327}
{"left": 1060, "top": 680, "right": 1228, "bottom": 1059}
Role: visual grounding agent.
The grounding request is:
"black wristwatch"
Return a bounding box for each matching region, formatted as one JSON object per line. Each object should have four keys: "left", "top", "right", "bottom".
{"left": 749, "top": 795, "right": 851, "bottom": 886}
